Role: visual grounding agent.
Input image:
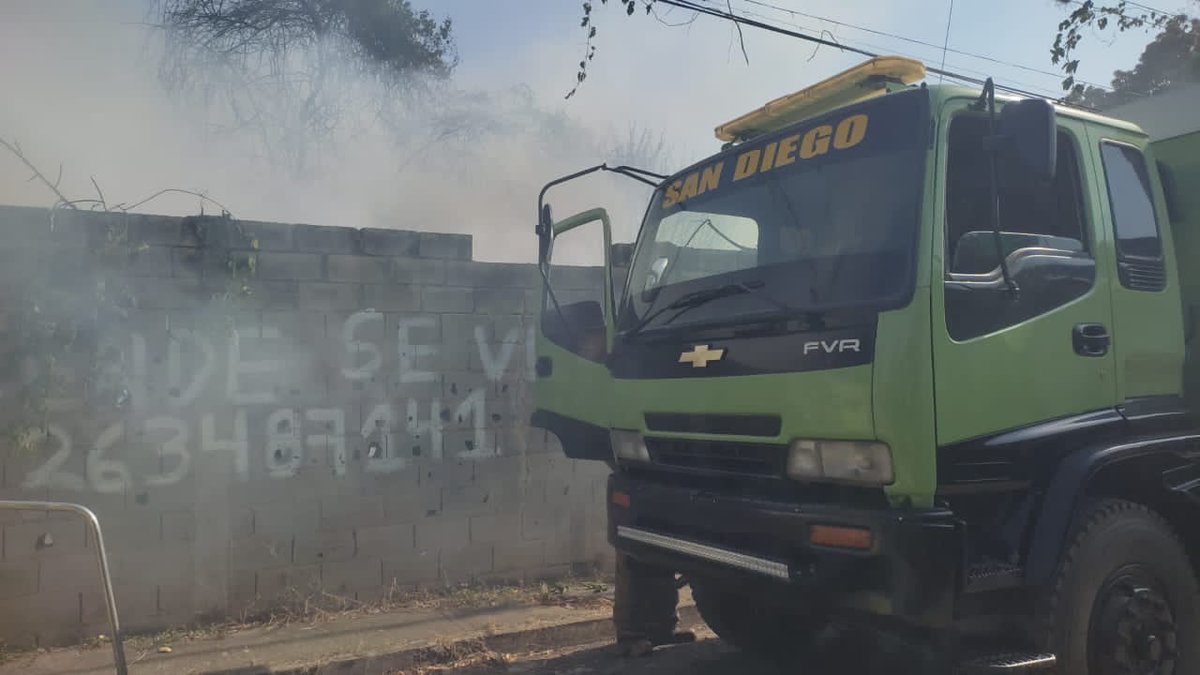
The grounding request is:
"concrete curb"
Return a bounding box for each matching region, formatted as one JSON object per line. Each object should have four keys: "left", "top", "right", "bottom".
{"left": 244, "top": 605, "right": 702, "bottom": 675}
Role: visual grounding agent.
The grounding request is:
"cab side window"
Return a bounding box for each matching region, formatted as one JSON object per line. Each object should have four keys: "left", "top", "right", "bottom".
{"left": 943, "top": 115, "right": 1095, "bottom": 340}
{"left": 1099, "top": 141, "right": 1165, "bottom": 291}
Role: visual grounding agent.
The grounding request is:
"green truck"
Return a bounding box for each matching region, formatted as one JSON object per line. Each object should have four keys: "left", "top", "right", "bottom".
{"left": 532, "top": 56, "right": 1200, "bottom": 672}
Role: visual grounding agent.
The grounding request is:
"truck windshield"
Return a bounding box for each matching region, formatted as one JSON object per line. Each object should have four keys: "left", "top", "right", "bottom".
{"left": 619, "top": 88, "right": 930, "bottom": 335}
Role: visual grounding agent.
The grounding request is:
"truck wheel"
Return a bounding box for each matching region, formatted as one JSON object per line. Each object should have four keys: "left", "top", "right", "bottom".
{"left": 690, "top": 581, "right": 824, "bottom": 660}
{"left": 1045, "top": 499, "right": 1200, "bottom": 675}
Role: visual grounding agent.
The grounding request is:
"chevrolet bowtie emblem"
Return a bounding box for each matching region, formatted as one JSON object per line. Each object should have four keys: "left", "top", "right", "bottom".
{"left": 679, "top": 344, "right": 725, "bottom": 368}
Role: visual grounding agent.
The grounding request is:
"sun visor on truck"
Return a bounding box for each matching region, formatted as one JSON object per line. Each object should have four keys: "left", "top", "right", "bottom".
{"left": 715, "top": 56, "right": 926, "bottom": 143}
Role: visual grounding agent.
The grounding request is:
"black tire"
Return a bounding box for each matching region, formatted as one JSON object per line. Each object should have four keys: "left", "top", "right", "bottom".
{"left": 690, "top": 581, "right": 825, "bottom": 660}
{"left": 1045, "top": 499, "right": 1200, "bottom": 675}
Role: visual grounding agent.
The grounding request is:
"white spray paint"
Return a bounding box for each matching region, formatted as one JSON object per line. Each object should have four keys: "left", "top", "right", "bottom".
{"left": 22, "top": 312, "right": 534, "bottom": 491}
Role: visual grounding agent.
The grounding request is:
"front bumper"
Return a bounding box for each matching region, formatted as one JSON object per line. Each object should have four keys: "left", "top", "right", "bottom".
{"left": 609, "top": 472, "right": 964, "bottom": 627}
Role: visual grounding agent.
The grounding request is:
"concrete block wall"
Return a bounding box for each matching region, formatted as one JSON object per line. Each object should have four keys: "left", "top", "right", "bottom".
{"left": 0, "top": 206, "right": 613, "bottom": 647}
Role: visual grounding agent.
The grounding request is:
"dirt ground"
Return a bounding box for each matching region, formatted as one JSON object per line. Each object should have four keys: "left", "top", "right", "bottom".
{"left": 445, "top": 638, "right": 758, "bottom": 675}
{"left": 419, "top": 624, "right": 949, "bottom": 675}
{"left": 417, "top": 627, "right": 766, "bottom": 675}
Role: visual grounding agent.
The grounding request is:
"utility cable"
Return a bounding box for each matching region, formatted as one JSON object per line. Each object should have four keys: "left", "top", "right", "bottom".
{"left": 654, "top": 0, "right": 1079, "bottom": 103}
{"left": 717, "top": 0, "right": 1067, "bottom": 98}
{"left": 1061, "top": 0, "right": 1178, "bottom": 18}
{"left": 729, "top": 0, "right": 1113, "bottom": 91}
{"left": 938, "top": 0, "right": 955, "bottom": 84}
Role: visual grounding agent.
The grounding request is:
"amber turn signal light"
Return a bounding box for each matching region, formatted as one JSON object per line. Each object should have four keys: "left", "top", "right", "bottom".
{"left": 809, "top": 524, "right": 872, "bottom": 551}
{"left": 611, "top": 491, "right": 631, "bottom": 508}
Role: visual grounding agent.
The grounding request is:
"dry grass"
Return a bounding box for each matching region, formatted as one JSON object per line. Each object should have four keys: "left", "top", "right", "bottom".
{"left": 91, "top": 574, "right": 614, "bottom": 658}
{"left": 400, "top": 637, "right": 519, "bottom": 674}
{"left": 0, "top": 641, "right": 32, "bottom": 666}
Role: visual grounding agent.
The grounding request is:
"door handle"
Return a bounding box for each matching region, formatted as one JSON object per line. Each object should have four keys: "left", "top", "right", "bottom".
{"left": 1072, "top": 323, "right": 1110, "bottom": 357}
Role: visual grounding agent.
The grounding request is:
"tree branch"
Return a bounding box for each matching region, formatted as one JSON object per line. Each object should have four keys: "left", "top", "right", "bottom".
{"left": 90, "top": 176, "right": 108, "bottom": 211}
{"left": 727, "top": 0, "right": 749, "bottom": 65}
{"left": 0, "top": 138, "right": 78, "bottom": 209}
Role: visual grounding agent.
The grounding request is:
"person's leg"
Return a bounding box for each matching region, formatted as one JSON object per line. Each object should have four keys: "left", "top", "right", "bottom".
{"left": 613, "top": 551, "right": 694, "bottom": 655}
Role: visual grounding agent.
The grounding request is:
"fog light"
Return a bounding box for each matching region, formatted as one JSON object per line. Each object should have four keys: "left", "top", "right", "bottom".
{"left": 610, "top": 430, "right": 650, "bottom": 462}
{"left": 786, "top": 439, "right": 893, "bottom": 485}
{"left": 810, "top": 524, "right": 873, "bottom": 551}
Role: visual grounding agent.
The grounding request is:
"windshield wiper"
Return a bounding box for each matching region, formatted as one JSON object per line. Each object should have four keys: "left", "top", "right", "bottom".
{"left": 623, "top": 279, "right": 801, "bottom": 339}
{"left": 624, "top": 284, "right": 749, "bottom": 339}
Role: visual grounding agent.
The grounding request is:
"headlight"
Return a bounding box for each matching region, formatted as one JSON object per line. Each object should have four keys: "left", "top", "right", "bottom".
{"left": 610, "top": 430, "right": 650, "bottom": 462}
{"left": 786, "top": 439, "right": 893, "bottom": 485}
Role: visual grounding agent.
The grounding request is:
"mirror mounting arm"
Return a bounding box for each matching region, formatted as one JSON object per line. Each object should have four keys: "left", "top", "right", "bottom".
{"left": 981, "top": 78, "right": 1018, "bottom": 295}
{"left": 536, "top": 163, "right": 665, "bottom": 240}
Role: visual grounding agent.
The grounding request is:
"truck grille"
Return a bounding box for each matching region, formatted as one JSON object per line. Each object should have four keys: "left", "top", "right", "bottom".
{"left": 644, "top": 438, "right": 786, "bottom": 476}
{"left": 644, "top": 413, "right": 781, "bottom": 437}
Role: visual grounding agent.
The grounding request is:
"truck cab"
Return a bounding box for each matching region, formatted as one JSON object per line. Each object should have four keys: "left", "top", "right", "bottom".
{"left": 533, "top": 57, "right": 1200, "bottom": 672}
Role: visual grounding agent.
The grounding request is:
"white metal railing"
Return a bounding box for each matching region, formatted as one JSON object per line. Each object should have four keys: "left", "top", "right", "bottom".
{"left": 0, "top": 501, "right": 126, "bottom": 674}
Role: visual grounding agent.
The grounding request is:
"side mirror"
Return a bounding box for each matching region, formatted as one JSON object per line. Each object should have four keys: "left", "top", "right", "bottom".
{"left": 553, "top": 207, "right": 610, "bottom": 236}
{"left": 538, "top": 203, "right": 554, "bottom": 264}
{"left": 541, "top": 300, "right": 607, "bottom": 362}
{"left": 611, "top": 243, "right": 634, "bottom": 268}
{"left": 999, "top": 99, "right": 1057, "bottom": 181}
{"left": 540, "top": 207, "right": 616, "bottom": 351}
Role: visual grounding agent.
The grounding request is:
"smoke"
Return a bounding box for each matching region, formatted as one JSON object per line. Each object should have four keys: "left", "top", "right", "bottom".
{"left": 0, "top": 1, "right": 660, "bottom": 264}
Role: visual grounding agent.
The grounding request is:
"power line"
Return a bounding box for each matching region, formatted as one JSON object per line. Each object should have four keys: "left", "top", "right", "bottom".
{"left": 939, "top": 0, "right": 956, "bottom": 84}
{"left": 733, "top": 0, "right": 1112, "bottom": 91}
{"left": 1127, "top": 1, "right": 1173, "bottom": 15}
{"left": 662, "top": 0, "right": 1075, "bottom": 100}
{"left": 717, "top": 1, "right": 1067, "bottom": 98}
{"left": 655, "top": 0, "right": 1073, "bottom": 102}
{"left": 1063, "top": 0, "right": 1179, "bottom": 18}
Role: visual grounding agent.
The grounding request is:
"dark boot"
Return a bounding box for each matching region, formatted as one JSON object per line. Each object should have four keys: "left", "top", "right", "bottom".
{"left": 613, "top": 552, "right": 693, "bottom": 656}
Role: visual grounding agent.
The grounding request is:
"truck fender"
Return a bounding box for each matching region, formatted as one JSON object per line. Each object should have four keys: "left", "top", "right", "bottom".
{"left": 1024, "top": 432, "right": 1200, "bottom": 586}
{"left": 530, "top": 409, "right": 614, "bottom": 463}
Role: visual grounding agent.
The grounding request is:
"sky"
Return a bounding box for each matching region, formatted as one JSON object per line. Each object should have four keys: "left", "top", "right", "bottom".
{"left": 0, "top": 0, "right": 1180, "bottom": 261}
{"left": 440, "top": 0, "right": 1165, "bottom": 157}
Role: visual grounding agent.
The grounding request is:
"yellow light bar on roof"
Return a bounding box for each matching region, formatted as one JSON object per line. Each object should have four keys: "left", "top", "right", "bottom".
{"left": 715, "top": 56, "right": 926, "bottom": 143}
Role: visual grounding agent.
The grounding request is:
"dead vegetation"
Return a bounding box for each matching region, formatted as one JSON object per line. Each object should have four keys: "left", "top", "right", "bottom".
{"left": 233, "top": 575, "right": 613, "bottom": 628}
{"left": 0, "top": 642, "right": 29, "bottom": 666}
{"left": 404, "top": 637, "right": 519, "bottom": 674}
{"left": 66, "top": 575, "right": 614, "bottom": 662}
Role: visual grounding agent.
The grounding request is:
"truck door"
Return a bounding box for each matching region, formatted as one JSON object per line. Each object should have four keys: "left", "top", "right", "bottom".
{"left": 933, "top": 106, "right": 1118, "bottom": 451}
{"left": 530, "top": 208, "right": 617, "bottom": 461}
{"left": 1089, "top": 132, "right": 1185, "bottom": 405}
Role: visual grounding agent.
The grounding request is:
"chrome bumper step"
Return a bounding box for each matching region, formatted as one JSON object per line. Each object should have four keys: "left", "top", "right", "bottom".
{"left": 960, "top": 653, "right": 1057, "bottom": 673}
{"left": 616, "top": 526, "right": 791, "bottom": 581}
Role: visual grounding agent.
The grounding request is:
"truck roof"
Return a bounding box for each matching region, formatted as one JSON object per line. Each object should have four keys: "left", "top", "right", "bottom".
{"left": 711, "top": 55, "right": 1147, "bottom": 147}
{"left": 925, "top": 83, "right": 1147, "bottom": 137}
